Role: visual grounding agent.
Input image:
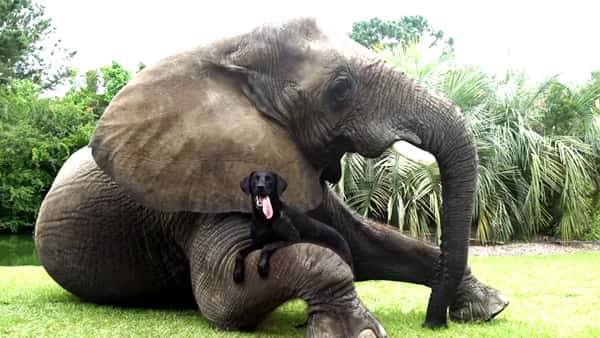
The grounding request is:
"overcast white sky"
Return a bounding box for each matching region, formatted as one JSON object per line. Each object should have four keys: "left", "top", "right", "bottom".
{"left": 45, "top": 0, "right": 599, "bottom": 84}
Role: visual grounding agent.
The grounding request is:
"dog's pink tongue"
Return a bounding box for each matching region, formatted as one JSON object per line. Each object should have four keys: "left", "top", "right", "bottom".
{"left": 262, "top": 197, "right": 273, "bottom": 219}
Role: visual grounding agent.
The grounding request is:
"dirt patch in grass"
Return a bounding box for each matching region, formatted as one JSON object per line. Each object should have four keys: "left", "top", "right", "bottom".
{"left": 470, "top": 241, "right": 600, "bottom": 256}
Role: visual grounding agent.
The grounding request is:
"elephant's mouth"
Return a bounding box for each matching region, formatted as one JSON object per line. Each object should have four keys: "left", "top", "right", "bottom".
{"left": 392, "top": 141, "right": 437, "bottom": 166}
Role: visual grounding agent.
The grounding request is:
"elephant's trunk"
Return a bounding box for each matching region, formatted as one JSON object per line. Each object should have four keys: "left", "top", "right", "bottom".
{"left": 393, "top": 75, "right": 478, "bottom": 327}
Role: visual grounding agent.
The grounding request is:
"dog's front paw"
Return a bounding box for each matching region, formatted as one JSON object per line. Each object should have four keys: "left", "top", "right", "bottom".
{"left": 233, "top": 260, "right": 245, "bottom": 284}
{"left": 257, "top": 258, "right": 270, "bottom": 278}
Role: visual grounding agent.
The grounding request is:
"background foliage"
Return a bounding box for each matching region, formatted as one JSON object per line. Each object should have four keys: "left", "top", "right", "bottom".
{"left": 349, "top": 16, "right": 454, "bottom": 51}
{"left": 0, "top": 80, "right": 94, "bottom": 230}
{"left": 1, "top": 9, "right": 599, "bottom": 243}
{"left": 0, "top": 1, "right": 135, "bottom": 232}
{"left": 0, "top": 0, "right": 74, "bottom": 88}
{"left": 339, "top": 27, "right": 600, "bottom": 242}
{"left": 0, "top": 64, "right": 131, "bottom": 231}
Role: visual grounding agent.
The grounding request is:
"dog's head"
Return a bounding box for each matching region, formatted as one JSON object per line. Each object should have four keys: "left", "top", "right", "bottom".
{"left": 240, "top": 171, "right": 287, "bottom": 219}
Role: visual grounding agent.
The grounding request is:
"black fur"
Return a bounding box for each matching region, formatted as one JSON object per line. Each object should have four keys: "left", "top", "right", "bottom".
{"left": 234, "top": 170, "right": 353, "bottom": 283}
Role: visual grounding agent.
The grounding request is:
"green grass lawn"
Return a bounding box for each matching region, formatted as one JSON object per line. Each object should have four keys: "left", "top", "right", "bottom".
{"left": 1, "top": 253, "right": 599, "bottom": 337}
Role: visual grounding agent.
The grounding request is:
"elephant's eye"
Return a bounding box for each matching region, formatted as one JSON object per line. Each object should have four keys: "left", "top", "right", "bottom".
{"left": 330, "top": 76, "right": 353, "bottom": 104}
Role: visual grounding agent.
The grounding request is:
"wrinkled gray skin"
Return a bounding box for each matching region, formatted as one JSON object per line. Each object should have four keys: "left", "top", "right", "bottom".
{"left": 35, "top": 18, "right": 508, "bottom": 337}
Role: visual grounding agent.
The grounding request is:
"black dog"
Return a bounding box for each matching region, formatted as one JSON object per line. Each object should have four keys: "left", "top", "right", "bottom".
{"left": 233, "top": 170, "right": 353, "bottom": 283}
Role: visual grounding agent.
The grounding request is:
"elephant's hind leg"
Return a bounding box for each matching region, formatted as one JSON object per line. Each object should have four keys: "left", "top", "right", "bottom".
{"left": 186, "top": 216, "right": 387, "bottom": 337}
{"left": 35, "top": 148, "right": 193, "bottom": 306}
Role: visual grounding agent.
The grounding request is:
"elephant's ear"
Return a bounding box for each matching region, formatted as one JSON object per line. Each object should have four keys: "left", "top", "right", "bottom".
{"left": 89, "top": 49, "right": 323, "bottom": 213}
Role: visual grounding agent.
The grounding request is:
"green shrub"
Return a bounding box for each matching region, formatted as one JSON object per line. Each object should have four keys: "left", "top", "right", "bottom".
{"left": 0, "top": 80, "right": 96, "bottom": 231}
{"left": 582, "top": 213, "right": 600, "bottom": 241}
{"left": 0, "top": 61, "right": 133, "bottom": 232}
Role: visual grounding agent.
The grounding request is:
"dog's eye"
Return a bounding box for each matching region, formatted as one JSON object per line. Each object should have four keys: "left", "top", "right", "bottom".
{"left": 265, "top": 176, "right": 271, "bottom": 182}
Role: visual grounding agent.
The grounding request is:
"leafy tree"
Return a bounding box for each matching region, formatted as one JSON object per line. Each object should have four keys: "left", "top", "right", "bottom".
{"left": 0, "top": 80, "right": 95, "bottom": 231}
{"left": 63, "top": 70, "right": 107, "bottom": 120}
{"left": 0, "top": 60, "right": 134, "bottom": 232}
{"left": 539, "top": 82, "right": 580, "bottom": 135}
{"left": 349, "top": 16, "right": 454, "bottom": 51}
{"left": 100, "top": 61, "right": 132, "bottom": 101}
{"left": 65, "top": 61, "right": 133, "bottom": 119}
{"left": 0, "top": 0, "right": 74, "bottom": 88}
{"left": 539, "top": 81, "right": 600, "bottom": 136}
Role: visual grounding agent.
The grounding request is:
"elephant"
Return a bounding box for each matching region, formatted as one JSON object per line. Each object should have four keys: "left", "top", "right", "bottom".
{"left": 35, "top": 17, "right": 509, "bottom": 337}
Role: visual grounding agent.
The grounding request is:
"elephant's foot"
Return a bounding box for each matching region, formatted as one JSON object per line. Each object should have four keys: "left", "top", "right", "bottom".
{"left": 450, "top": 274, "right": 509, "bottom": 322}
{"left": 306, "top": 299, "right": 387, "bottom": 338}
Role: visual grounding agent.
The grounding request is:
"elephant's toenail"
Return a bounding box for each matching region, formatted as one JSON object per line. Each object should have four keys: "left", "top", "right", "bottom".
{"left": 358, "top": 329, "right": 377, "bottom": 338}
{"left": 498, "top": 293, "right": 510, "bottom": 305}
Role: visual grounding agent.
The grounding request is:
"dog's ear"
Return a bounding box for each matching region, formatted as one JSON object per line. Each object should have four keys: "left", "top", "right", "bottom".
{"left": 276, "top": 173, "right": 287, "bottom": 196}
{"left": 240, "top": 172, "right": 254, "bottom": 195}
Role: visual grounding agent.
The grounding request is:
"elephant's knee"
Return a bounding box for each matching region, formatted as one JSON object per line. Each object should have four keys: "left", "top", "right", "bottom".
{"left": 272, "top": 243, "right": 355, "bottom": 307}
{"left": 194, "top": 289, "right": 251, "bottom": 330}
{"left": 190, "top": 243, "right": 355, "bottom": 330}
{"left": 190, "top": 250, "right": 284, "bottom": 330}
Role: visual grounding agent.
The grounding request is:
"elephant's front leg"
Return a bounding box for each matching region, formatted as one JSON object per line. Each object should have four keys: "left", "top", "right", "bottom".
{"left": 309, "top": 188, "right": 509, "bottom": 322}
{"left": 183, "top": 215, "right": 386, "bottom": 337}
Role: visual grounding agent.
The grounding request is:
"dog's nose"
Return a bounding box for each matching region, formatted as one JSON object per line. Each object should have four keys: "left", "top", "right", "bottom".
{"left": 256, "top": 185, "right": 265, "bottom": 194}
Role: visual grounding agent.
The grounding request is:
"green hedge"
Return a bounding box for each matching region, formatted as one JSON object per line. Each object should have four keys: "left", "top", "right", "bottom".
{"left": 0, "top": 80, "right": 96, "bottom": 231}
